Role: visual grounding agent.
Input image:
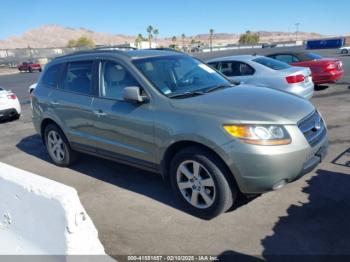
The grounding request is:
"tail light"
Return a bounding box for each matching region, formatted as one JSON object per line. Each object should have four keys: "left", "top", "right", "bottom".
{"left": 325, "top": 63, "right": 337, "bottom": 71}
{"left": 286, "top": 74, "right": 305, "bottom": 84}
{"left": 7, "top": 94, "right": 17, "bottom": 100}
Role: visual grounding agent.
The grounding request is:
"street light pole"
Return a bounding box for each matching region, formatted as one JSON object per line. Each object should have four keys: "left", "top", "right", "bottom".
{"left": 295, "top": 22, "right": 300, "bottom": 41}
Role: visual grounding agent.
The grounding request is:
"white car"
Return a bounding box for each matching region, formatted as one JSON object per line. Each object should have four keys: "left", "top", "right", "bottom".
{"left": 0, "top": 87, "right": 21, "bottom": 120}
{"left": 207, "top": 55, "right": 314, "bottom": 99}
{"left": 340, "top": 46, "right": 350, "bottom": 54}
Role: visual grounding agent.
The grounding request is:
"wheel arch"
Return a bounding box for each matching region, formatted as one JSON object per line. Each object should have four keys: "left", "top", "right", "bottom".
{"left": 160, "top": 140, "right": 236, "bottom": 187}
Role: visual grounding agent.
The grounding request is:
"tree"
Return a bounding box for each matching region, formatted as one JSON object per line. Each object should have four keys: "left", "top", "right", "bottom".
{"left": 153, "top": 29, "right": 159, "bottom": 45}
{"left": 239, "top": 30, "right": 260, "bottom": 44}
{"left": 181, "top": 33, "right": 186, "bottom": 50}
{"left": 67, "top": 37, "right": 95, "bottom": 48}
{"left": 209, "top": 29, "right": 214, "bottom": 52}
{"left": 172, "top": 36, "right": 177, "bottom": 44}
{"left": 135, "top": 34, "right": 146, "bottom": 49}
{"left": 147, "top": 25, "right": 154, "bottom": 48}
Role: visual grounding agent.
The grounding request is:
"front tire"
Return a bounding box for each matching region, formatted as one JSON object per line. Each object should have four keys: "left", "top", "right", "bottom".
{"left": 44, "top": 124, "right": 77, "bottom": 167}
{"left": 341, "top": 49, "right": 348, "bottom": 54}
{"left": 169, "top": 146, "right": 237, "bottom": 219}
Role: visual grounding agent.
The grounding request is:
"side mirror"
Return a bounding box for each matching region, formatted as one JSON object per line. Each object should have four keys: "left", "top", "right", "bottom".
{"left": 123, "top": 86, "right": 147, "bottom": 103}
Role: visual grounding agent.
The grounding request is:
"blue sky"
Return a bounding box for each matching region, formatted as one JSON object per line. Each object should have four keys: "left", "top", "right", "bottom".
{"left": 0, "top": 0, "right": 349, "bottom": 39}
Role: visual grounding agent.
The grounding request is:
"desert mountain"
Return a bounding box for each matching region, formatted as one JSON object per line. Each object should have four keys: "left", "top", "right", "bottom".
{"left": 0, "top": 25, "right": 324, "bottom": 49}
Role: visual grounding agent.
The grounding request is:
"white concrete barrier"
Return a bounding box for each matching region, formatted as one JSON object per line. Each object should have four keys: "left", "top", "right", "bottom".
{"left": 0, "top": 162, "right": 105, "bottom": 255}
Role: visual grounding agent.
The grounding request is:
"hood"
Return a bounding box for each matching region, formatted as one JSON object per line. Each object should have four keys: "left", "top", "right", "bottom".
{"left": 170, "top": 84, "right": 315, "bottom": 124}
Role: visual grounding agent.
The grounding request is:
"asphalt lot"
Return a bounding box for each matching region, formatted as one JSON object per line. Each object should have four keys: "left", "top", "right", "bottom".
{"left": 0, "top": 49, "right": 350, "bottom": 259}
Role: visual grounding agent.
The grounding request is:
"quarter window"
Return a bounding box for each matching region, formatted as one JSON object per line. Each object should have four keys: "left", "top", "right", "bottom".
{"left": 99, "top": 61, "right": 138, "bottom": 100}
{"left": 60, "top": 61, "right": 93, "bottom": 95}
{"left": 41, "top": 64, "right": 61, "bottom": 87}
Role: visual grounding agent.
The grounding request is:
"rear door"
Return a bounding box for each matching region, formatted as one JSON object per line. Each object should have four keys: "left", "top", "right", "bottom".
{"left": 49, "top": 60, "right": 96, "bottom": 150}
{"left": 91, "top": 59, "right": 156, "bottom": 168}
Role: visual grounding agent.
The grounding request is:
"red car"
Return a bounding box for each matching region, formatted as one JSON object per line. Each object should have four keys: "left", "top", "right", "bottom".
{"left": 17, "top": 61, "right": 42, "bottom": 73}
{"left": 267, "top": 52, "right": 343, "bottom": 85}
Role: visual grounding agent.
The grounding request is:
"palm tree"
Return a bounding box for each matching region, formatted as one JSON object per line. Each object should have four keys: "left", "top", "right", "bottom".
{"left": 153, "top": 29, "right": 159, "bottom": 46}
{"left": 147, "top": 25, "right": 154, "bottom": 48}
{"left": 209, "top": 29, "right": 214, "bottom": 52}
{"left": 181, "top": 33, "right": 186, "bottom": 51}
{"left": 135, "top": 34, "right": 144, "bottom": 49}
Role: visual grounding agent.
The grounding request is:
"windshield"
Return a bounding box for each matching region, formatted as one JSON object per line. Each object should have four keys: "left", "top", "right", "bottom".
{"left": 306, "top": 53, "right": 323, "bottom": 60}
{"left": 253, "top": 57, "right": 290, "bottom": 70}
{"left": 133, "top": 55, "right": 231, "bottom": 97}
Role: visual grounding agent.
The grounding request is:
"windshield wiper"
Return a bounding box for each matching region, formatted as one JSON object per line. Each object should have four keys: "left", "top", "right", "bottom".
{"left": 204, "top": 84, "right": 235, "bottom": 93}
{"left": 168, "top": 91, "right": 206, "bottom": 99}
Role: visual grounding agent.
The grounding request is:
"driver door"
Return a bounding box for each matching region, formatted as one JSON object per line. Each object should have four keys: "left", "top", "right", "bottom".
{"left": 91, "top": 60, "right": 157, "bottom": 170}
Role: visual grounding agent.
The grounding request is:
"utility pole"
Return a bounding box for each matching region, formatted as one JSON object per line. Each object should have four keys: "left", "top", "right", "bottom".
{"left": 295, "top": 23, "right": 300, "bottom": 41}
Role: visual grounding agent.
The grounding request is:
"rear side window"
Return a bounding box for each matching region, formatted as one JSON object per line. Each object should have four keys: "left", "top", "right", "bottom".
{"left": 60, "top": 61, "right": 93, "bottom": 95}
{"left": 253, "top": 57, "right": 290, "bottom": 70}
{"left": 273, "top": 54, "right": 299, "bottom": 63}
{"left": 208, "top": 62, "right": 219, "bottom": 70}
{"left": 306, "top": 53, "right": 323, "bottom": 60}
{"left": 41, "top": 64, "right": 61, "bottom": 87}
{"left": 219, "top": 61, "right": 255, "bottom": 76}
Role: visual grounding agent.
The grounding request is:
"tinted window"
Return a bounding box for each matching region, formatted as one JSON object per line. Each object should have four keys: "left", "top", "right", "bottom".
{"left": 100, "top": 61, "right": 139, "bottom": 100}
{"left": 253, "top": 57, "right": 290, "bottom": 70}
{"left": 60, "top": 61, "right": 93, "bottom": 95}
{"left": 306, "top": 53, "right": 323, "bottom": 60}
{"left": 41, "top": 64, "right": 61, "bottom": 87}
{"left": 273, "top": 55, "right": 298, "bottom": 63}
{"left": 133, "top": 55, "right": 230, "bottom": 96}
{"left": 219, "top": 61, "right": 255, "bottom": 76}
{"left": 208, "top": 62, "right": 219, "bottom": 70}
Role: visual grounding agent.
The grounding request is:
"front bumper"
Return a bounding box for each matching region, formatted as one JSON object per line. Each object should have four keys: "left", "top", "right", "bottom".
{"left": 216, "top": 125, "right": 328, "bottom": 194}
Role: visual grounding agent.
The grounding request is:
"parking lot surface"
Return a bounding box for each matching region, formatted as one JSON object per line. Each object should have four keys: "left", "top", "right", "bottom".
{"left": 0, "top": 51, "right": 350, "bottom": 258}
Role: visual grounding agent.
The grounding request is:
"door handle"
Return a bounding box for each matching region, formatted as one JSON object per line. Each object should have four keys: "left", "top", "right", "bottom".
{"left": 93, "top": 110, "right": 107, "bottom": 117}
{"left": 50, "top": 101, "right": 59, "bottom": 105}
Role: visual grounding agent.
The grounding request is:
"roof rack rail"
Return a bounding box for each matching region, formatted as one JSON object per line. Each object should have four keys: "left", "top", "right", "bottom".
{"left": 146, "top": 47, "right": 184, "bottom": 53}
{"left": 54, "top": 47, "right": 131, "bottom": 59}
{"left": 94, "top": 45, "right": 137, "bottom": 50}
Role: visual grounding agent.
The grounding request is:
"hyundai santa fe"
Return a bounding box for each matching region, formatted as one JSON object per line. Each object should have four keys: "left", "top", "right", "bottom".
{"left": 32, "top": 49, "right": 328, "bottom": 218}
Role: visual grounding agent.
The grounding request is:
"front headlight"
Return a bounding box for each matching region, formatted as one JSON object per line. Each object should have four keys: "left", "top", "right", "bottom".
{"left": 223, "top": 124, "right": 291, "bottom": 145}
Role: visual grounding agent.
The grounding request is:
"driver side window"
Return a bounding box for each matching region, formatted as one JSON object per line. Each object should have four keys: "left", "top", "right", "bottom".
{"left": 99, "top": 61, "right": 139, "bottom": 100}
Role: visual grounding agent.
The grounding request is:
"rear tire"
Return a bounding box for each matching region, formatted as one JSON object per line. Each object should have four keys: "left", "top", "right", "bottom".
{"left": 44, "top": 123, "right": 78, "bottom": 167}
{"left": 169, "top": 146, "right": 237, "bottom": 219}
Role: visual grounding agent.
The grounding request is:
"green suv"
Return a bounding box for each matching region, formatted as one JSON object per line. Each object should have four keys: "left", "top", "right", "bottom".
{"left": 32, "top": 49, "right": 328, "bottom": 218}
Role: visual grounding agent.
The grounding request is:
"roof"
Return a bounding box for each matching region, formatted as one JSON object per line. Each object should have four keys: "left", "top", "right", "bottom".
{"left": 206, "top": 54, "right": 263, "bottom": 63}
{"left": 54, "top": 48, "right": 183, "bottom": 61}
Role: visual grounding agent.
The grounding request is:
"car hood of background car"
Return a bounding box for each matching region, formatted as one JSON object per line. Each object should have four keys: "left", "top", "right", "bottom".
{"left": 170, "top": 84, "right": 315, "bottom": 124}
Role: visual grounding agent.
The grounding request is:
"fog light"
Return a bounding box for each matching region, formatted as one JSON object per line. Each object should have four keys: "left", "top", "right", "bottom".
{"left": 272, "top": 179, "right": 287, "bottom": 190}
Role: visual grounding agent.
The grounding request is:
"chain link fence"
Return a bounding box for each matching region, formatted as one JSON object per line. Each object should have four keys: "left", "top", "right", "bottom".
{"left": 0, "top": 47, "right": 90, "bottom": 68}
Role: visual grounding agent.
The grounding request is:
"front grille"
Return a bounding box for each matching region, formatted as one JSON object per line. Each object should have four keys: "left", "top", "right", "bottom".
{"left": 298, "top": 111, "right": 327, "bottom": 147}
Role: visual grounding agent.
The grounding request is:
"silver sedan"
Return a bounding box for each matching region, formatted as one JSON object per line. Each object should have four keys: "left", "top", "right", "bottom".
{"left": 207, "top": 55, "right": 314, "bottom": 99}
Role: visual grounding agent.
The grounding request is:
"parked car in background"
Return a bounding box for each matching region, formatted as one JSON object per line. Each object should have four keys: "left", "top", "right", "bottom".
{"left": 32, "top": 49, "right": 328, "bottom": 218}
{"left": 339, "top": 46, "right": 350, "bottom": 54}
{"left": 17, "top": 61, "right": 42, "bottom": 73}
{"left": 207, "top": 55, "right": 314, "bottom": 99}
{"left": 0, "top": 87, "right": 21, "bottom": 121}
{"left": 267, "top": 52, "right": 343, "bottom": 85}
